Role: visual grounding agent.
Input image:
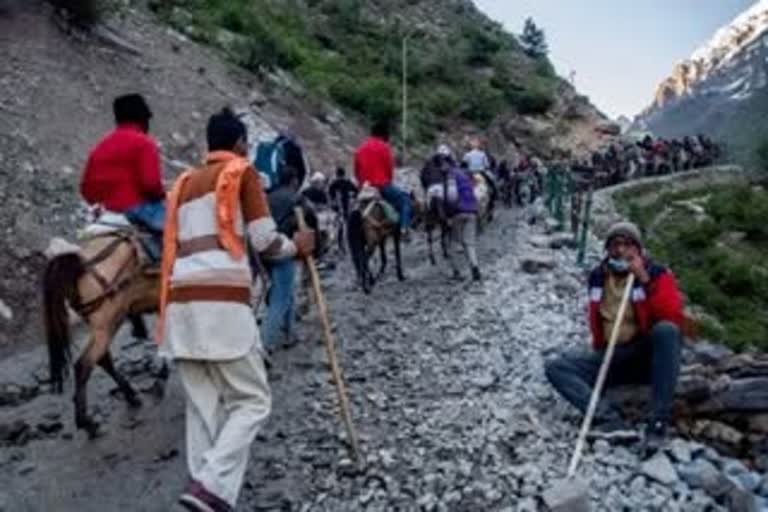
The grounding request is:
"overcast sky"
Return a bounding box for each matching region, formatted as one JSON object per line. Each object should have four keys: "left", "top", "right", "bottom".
{"left": 474, "top": 0, "right": 754, "bottom": 118}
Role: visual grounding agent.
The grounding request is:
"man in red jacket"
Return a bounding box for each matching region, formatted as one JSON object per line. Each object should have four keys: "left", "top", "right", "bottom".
{"left": 354, "top": 120, "right": 413, "bottom": 238}
{"left": 545, "top": 222, "right": 683, "bottom": 452}
{"left": 81, "top": 94, "right": 165, "bottom": 234}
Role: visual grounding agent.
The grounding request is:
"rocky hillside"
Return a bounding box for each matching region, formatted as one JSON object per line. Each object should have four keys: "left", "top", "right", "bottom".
{"left": 0, "top": 1, "right": 365, "bottom": 349}
{"left": 153, "top": 0, "right": 606, "bottom": 157}
{"left": 636, "top": 0, "right": 768, "bottom": 163}
{"left": 0, "top": 0, "right": 604, "bottom": 349}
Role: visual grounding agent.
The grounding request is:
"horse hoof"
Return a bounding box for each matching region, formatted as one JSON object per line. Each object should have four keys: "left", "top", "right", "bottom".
{"left": 77, "top": 417, "right": 104, "bottom": 439}
{"left": 126, "top": 393, "right": 143, "bottom": 409}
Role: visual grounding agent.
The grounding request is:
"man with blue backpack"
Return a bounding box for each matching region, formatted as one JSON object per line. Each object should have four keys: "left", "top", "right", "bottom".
{"left": 253, "top": 133, "right": 308, "bottom": 193}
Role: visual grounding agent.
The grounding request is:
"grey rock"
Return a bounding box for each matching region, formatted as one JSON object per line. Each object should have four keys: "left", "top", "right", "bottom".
{"left": 641, "top": 453, "right": 679, "bottom": 486}
{"left": 17, "top": 463, "right": 35, "bottom": 475}
{"left": 629, "top": 475, "right": 647, "bottom": 494}
{"left": 723, "top": 484, "right": 759, "bottom": 512}
{"left": 0, "top": 299, "right": 12, "bottom": 321}
{"left": 521, "top": 251, "right": 557, "bottom": 273}
{"left": 723, "top": 459, "right": 750, "bottom": 478}
{"left": 541, "top": 478, "right": 590, "bottom": 512}
{"left": 689, "top": 342, "right": 733, "bottom": 365}
{"left": 757, "top": 475, "right": 768, "bottom": 497}
{"left": 667, "top": 438, "right": 693, "bottom": 464}
{"left": 549, "top": 232, "right": 577, "bottom": 249}
{"left": 679, "top": 458, "right": 721, "bottom": 490}
{"left": 528, "top": 235, "right": 552, "bottom": 248}
{"left": 592, "top": 439, "right": 610, "bottom": 456}
{"left": 517, "top": 496, "right": 538, "bottom": 512}
{"left": 471, "top": 373, "right": 498, "bottom": 390}
{"left": 735, "top": 472, "right": 762, "bottom": 493}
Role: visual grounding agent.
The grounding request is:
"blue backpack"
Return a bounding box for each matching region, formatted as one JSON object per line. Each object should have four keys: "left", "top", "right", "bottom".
{"left": 253, "top": 135, "right": 308, "bottom": 192}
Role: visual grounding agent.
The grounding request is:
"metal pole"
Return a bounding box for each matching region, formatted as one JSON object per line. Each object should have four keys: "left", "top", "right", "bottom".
{"left": 402, "top": 35, "right": 408, "bottom": 164}
{"left": 576, "top": 186, "right": 593, "bottom": 266}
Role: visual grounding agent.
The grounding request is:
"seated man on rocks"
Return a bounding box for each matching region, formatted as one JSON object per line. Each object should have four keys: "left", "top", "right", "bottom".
{"left": 545, "top": 222, "right": 684, "bottom": 452}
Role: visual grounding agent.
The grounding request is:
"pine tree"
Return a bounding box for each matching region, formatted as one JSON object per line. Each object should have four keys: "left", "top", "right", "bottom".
{"left": 520, "top": 17, "right": 548, "bottom": 59}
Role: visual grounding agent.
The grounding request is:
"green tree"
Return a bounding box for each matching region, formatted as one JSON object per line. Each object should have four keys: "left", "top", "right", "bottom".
{"left": 520, "top": 17, "right": 548, "bottom": 58}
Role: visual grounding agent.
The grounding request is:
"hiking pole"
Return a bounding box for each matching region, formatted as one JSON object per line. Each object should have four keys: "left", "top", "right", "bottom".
{"left": 294, "top": 207, "right": 362, "bottom": 464}
{"left": 567, "top": 273, "right": 635, "bottom": 477}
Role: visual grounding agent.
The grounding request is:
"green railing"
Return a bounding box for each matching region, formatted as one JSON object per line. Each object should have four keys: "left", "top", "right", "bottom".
{"left": 544, "top": 164, "right": 593, "bottom": 265}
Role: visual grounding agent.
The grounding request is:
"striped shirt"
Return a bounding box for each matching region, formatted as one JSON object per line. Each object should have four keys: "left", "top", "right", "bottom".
{"left": 164, "top": 152, "right": 295, "bottom": 361}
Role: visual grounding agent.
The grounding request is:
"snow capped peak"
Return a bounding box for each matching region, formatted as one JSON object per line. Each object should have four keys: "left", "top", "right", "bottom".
{"left": 690, "top": 0, "right": 768, "bottom": 68}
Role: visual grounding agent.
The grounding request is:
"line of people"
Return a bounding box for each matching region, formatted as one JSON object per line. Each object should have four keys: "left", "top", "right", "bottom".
{"left": 573, "top": 134, "right": 721, "bottom": 188}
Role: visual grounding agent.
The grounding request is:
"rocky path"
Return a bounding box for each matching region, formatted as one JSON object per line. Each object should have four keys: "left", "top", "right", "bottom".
{"left": 1, "top": 208, "right": 765, "bottom": 511}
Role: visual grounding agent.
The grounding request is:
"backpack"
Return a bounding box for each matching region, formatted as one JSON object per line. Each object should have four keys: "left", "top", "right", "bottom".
{"left": 253, "top": 134, "right": 308, "bottom": 192}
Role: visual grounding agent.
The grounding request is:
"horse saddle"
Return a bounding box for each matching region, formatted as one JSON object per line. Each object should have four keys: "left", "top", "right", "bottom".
{"left": 358, "top": 185, "right": 400, "bottom": 225}
{"left": 79, "top": 209, "right": 161, "bottom": 265}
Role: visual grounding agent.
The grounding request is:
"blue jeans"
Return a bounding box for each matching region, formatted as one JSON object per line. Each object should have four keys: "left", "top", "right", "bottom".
{"left": 379, "top": 184, "right": 412, "bottom": 230}
{"left": 125, "top": 200, "right": 166, "bottom": 232}
{"left": 544, "top": 321, "right": 682, "bottom": 424}
{"left": 125, "top": 200, "right": 166, "bottom": 262}
{"left": 261, "top": 258, "right": 297, "bottom": 349}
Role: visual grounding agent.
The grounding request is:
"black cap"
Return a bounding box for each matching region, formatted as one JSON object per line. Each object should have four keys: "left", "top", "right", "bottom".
{"left": 113, "top": 94, "right": 152, "bottom": 124}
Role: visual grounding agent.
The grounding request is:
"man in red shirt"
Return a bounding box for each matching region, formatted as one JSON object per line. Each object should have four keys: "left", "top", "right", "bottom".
{"left": 354, "top": 121, "right": 412, "bottom": 238}
{"left": 81, "top": 94, "right": 165, "bottom": 233}
{"left": 545, "top": 222, "right": 683, "bottom": 454}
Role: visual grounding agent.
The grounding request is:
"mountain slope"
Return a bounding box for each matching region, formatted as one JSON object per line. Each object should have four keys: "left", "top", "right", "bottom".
{"left": 153, "top": 0, "right": 606, "bottom": 155}
{"left": 0, "top": 1, "right": 366, "bottom": 349}
{"left": 0, "top": 0, "right": 604, "bottom": 349}
{"left": 636, "top": 1, "right": 768, "bottom": 163}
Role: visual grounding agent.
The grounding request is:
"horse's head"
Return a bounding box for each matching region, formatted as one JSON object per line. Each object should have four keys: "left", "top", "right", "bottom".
{"left": 295, "top": 204, "right": 329, "bottom": 258}
{"left": 410, "top": 191, "right": 430, "bottom": 229}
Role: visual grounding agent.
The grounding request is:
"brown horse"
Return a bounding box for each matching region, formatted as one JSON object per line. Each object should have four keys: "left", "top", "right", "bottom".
{"left": 420, "top": 195, "right": 450, "bottom": 266}
{"left": 43, "top": 231, "right": 159, "bottom": 437}
{"left": 347, "top": 193, "right": 419, "bottom": 294}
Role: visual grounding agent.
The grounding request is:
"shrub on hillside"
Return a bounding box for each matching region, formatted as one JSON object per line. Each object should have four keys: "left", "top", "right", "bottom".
{"left": 509, "top": 87, "right": 555, "bottom": 115}
{"left": 462, "top": 24, "right": 504, "bottom": 67}
{"left": 755, "top": 138, "right": 768, "bottom": 172}
{"left": 628, "top": 183, "right": 768, "bottom": 351}
{"left": 460, "top": 82, "right": 504, "bottom": 123}
{"left": 330, "top": 76, "right": 399, "bottom": 121}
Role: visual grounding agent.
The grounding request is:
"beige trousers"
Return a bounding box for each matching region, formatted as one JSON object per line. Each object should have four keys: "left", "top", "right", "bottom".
{"left": 448, "top": 212, "right": 479, "bottom": 270}
{"left": 177, "top": 348, "right": 271, "bottom": 507}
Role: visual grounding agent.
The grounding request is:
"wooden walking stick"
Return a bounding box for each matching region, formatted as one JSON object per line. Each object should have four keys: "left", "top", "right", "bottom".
{"left": 543, "top": 273, "right": 636, "bottom": 512}
{"left": 567, "top": 272, "right": 635, "bottom": 477}
{"left": 294, "top": 207, "right": 362, "bottom": 463}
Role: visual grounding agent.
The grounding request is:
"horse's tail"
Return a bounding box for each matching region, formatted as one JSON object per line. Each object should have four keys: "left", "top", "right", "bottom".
{"left": 43, "top": 253, "right": 84, "bottom": 393}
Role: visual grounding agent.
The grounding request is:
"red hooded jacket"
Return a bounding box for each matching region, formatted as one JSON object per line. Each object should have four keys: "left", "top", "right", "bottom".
{"left": 588, "top": 259, "right": 683, "bottom": 350}
{"left": 80, "top": 123, "right": 164, "bottom": 211}
{"left": 354, "top": 136, "right": 394, "bottom": 188}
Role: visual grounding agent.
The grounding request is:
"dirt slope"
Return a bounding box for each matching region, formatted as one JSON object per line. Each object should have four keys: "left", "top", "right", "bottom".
{"left": 0, "top": 2, "right": 365, "bottom": 349}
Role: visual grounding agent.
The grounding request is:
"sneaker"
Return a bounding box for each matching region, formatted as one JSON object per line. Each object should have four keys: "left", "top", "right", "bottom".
{"left": 451, "top": 269, "right": 463, "bottom": 281}
{"left": 400, "top": 228, "right": 412, "bottom": 243}
{"left": 587, "top": 418, "right": 640, "bottom": 443}
{"left": 178, "top": 480, "right": 233, "bottom": 512}
{"left": 471, "top": 266, "right": 482, "bottom": 282}
{"left": 641, "top": 420, "right": 668, "bottom": 458}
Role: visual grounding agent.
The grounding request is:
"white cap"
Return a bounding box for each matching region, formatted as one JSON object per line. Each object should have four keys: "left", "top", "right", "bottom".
{"left": 310, "top": 172, "right": 326, "bottom": 183}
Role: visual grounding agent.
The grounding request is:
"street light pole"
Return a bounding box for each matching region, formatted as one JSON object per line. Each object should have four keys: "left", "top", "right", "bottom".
{"left": 402, "top": 35, "right": 408, "bottom": 164}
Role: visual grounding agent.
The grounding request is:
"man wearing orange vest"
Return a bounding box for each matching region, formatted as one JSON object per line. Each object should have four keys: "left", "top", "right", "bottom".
{"left": 160, "top": 108, "right": 314, "bottom": 512}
